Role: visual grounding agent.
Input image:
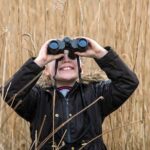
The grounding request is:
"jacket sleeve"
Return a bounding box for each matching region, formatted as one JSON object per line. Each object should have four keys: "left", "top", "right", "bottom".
{"left": 94, "top": 47, "right": 139, "bottom": 118}
{"left": 1, "top": 58, "right": 44, "bottom": 122}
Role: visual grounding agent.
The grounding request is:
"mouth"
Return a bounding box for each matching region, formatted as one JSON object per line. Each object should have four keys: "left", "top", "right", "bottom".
{"left": 59, "top": 66, "right": 74, "bottom": 71}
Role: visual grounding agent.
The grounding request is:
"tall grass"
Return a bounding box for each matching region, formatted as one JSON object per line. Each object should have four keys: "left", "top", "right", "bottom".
{"left": 0, "top": 0, "right": 150, "bottom": 149}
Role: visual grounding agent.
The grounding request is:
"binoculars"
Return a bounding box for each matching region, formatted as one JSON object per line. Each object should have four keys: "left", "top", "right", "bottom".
{"left": 47, "top": 37, "right": 88, "bottom": 59}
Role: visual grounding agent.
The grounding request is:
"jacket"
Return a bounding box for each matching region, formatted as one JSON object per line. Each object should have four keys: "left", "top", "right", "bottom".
{"left": 3, "top": 48, "right": 139, "bottom": 150}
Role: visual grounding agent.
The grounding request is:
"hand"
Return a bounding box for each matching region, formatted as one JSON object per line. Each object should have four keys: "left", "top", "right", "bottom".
{"left": 75, "top": 37, "right": 108, "bottom": 59}
{"left": 34, "top": 39, "right": 64, "bottom": 67}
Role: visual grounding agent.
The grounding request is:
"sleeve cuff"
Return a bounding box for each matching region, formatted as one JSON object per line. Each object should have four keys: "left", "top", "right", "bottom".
{"left": 94, "top": 47, "right": 118, "bottom": 68}
{"left": 22, "top": 58, "right": 45, "bottom": 74}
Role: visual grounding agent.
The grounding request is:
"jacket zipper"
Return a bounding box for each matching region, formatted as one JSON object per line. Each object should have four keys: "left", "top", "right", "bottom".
{"left": 65, "top": 98, "right": 71, "bottom": 143}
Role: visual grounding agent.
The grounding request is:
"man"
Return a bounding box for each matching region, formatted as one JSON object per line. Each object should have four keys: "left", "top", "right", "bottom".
{"left": 3, "top": 37, "right": 139, "bottom": 150}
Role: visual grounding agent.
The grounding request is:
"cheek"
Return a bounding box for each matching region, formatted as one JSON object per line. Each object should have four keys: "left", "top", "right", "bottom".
{"left": 45, "top": 64, "right": 55, "bottom": 77}
{"left": 75, "top": 65, "right": 81, "bottom": 74}
{"left": 50, "top": 68, "right": 56, "bottom": 77}
{"left": 51, "top": 61, "right": 57, "bottom": 73}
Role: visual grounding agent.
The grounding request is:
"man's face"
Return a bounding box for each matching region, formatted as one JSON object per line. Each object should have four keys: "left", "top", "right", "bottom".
{"left": 46, "top": 54, "right": 79, "bottom": 86}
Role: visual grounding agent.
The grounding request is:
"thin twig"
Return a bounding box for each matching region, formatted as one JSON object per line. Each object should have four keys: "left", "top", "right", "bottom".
{"left": 0, "top": 28, "right": 9, "bottom": 128}
{"left": 56, "top": 129, "right": 67, "bottom": 149}
{"left": 37, "top": 115, "right": 47, "bottom": 142}
{"left": 29, "top": 139, "right": 36, "bottom": 150}
{"left": 0, "top": 100, "right": 22, "bottom": 129}
{"left": 1, "top": 72, "right": 42, "bottom": 110}
{"left": 35, "top": 130, "right": 38, "bottom": 150}
{"left": 52, "top": 89, "right": 56, "bottom": 150}
{"left": 79, "top": 120, "right": 143, "bottom": 150}
{"left": 78, "top": 0, "right": 84, "bottom": 35}
{"left": 22, "top": 33, "right": 37, "bottom": 52}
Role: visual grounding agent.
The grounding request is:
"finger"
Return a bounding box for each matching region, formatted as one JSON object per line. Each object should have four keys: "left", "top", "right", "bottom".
{"left": 53, "top": 54, "right": 64, "bottom": 60}
{"left": 75, "top": 52, "right": 88, "bottom": 57}
{"left": 74, "top": 36, "right": 94, "bottom": 48}
{"left": 75, "top": 36, "right": 94, "bottom": 43}
{"left": 48, "top": 54, "right": 64, "bottom": 61}
{"left": 41, "top": 39, "right": 57, "bottom": 50}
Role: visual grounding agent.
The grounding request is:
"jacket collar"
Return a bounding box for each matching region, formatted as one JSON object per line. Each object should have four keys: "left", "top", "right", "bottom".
{"left": 44, "top": 81, "right": 80, "bottom": 94}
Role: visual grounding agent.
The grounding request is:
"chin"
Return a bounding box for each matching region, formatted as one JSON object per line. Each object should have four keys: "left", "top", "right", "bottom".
{"left": 56, "top": 76, "right": 78, "bottom": 82}
{"left": 61, "top": 77, "right": 77, "bottom": 81}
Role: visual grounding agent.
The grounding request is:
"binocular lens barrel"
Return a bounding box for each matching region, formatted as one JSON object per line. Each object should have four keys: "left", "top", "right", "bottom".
{"left": 47, "top": 40, "right": 60, "bottom": 55}
{"left": 49, "top": 41, "right": 59, "bottom": 50}
{"left": 78, "top": 39, "right": 88, "bottom": 48}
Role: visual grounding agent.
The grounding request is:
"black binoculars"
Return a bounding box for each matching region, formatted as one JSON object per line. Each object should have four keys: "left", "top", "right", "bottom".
{"left": 47, "top": 37, "right": 88, "bottom": 59}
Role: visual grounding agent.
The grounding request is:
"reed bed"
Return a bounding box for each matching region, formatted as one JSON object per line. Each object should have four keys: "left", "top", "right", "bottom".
{"left": 0, "top": 0, "right": 150, "bottom": 149}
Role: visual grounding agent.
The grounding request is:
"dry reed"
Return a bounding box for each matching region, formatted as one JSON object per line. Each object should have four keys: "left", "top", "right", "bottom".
{"left": 0, "top": 0, "right": 150, "bottom": 149}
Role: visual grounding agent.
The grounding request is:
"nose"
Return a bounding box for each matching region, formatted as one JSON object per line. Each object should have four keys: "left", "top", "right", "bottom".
{"left": 63, "top": 50, "right": 70, "bottom": 61}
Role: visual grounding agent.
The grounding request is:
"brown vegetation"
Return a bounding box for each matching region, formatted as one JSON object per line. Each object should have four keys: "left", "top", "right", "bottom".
{"left": 0, "top": 0, "right": 149, "bottom": 149}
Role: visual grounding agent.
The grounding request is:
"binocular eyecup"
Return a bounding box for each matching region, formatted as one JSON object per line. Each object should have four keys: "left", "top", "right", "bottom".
{"left": 47, "top": 37, "right": 88, "bottom": 59}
